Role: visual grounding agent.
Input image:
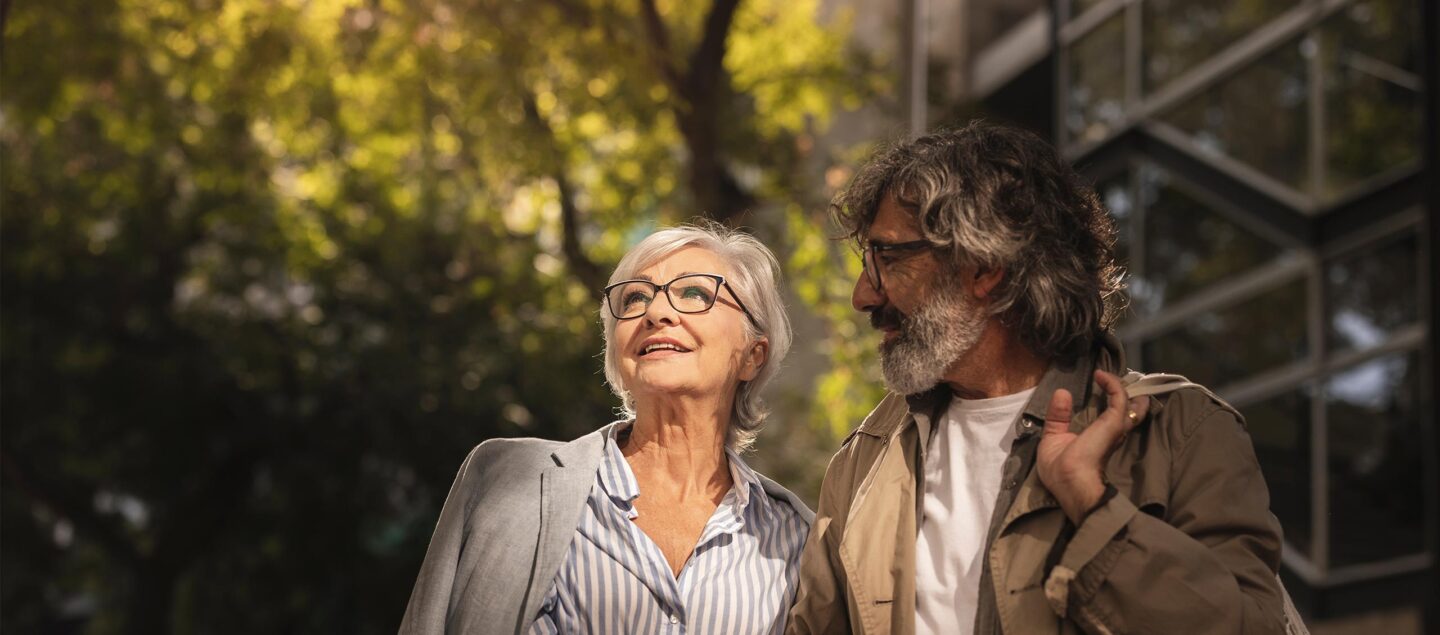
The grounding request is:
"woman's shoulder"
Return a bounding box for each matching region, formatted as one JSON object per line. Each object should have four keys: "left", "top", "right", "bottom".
{"left": 455, "top": 423, "right": 618, "bottom": 487}
{"left": 471, "top": 434, "right": 564, "bottom": 460}
{"left": 459, "top": 435, "right": 567, "bottom": 481}
{"left": 746, "top": 467, "right": 815, "bottom": 526}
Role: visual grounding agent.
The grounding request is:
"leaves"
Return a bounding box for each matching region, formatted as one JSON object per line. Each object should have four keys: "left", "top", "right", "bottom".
{"left": 1, "top": 0, "right": 883, "bottom": 631}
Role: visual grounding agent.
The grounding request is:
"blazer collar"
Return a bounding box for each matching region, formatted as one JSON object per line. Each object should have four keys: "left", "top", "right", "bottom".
{"left": 549, "top": 421, "right": 618, "bottom": 469}
{"left": 518, "top": 422, "right": 618, "bottom": 630}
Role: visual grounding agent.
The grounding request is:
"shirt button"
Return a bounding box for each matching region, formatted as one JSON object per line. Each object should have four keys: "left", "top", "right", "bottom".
{"left": 670, "top": 615, "right": 680, "bottom": 624}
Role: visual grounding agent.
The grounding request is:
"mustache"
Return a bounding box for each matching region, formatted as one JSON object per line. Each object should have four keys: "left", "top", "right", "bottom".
{"left": 869, "top": 305, "right": 907, "bottom": 331}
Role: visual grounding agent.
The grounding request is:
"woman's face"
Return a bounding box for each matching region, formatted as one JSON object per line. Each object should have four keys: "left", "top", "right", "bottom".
{"left": 613, "top": 247, "right": 766, "bottom": 410}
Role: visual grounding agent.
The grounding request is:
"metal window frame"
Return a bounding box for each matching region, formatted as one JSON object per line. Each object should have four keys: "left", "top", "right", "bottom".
{"left": 1118, "top": 252, "right": 1310, "bottom": 343}
{"left": 1061, "top": 0, "right": 1349, "bottom": 165}
{"left": 1063, "top": 0, "right": 1426, "bottom": 212}
{"left": 1056, "top": 0, "right": 1434, "bottom": 593}
{"left": 1152, "top": 215, "right": 1429, "bottom": 582}
{"left": 1138, "top": 155, "right": 1309, "bottom": 251}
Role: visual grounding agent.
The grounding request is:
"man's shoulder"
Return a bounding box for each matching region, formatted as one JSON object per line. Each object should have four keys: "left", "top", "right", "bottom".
{"left": 1143, "top": 381, "right": 1245, "bottom": 440}
{"left": 812, "top": 392, "right": 912, "bottom": 511}
{"left": 852, "top": 391, "right": 913, "bottom": 440}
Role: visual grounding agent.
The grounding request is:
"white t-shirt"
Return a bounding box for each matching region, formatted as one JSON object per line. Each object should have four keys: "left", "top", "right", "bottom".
{"left": 915, "top": 387, "right": 1035, "bottom": 635}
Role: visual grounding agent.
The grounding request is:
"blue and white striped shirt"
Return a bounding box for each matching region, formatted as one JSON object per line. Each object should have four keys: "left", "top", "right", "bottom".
{"left": 526, "top": 424, "right": 810, "bottom": 635}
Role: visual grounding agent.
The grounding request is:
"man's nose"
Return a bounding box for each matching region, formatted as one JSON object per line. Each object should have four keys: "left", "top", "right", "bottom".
{"left": 852, "top": 270, "right": 884, "bottom": 313}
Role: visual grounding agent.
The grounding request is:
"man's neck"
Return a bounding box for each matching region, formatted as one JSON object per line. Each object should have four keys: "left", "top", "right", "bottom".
{"left": 942, "top": 322, "right": 1050, "bottom": 400}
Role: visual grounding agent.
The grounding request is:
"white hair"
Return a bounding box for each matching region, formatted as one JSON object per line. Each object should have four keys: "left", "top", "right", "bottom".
{"left": 600, "top": 223, "right": 792, "bottom": 452}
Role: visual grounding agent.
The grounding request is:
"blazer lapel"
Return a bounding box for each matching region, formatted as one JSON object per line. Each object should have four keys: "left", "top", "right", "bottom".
{"left": 517, "top": 424, "right": 613, "bottom": 628}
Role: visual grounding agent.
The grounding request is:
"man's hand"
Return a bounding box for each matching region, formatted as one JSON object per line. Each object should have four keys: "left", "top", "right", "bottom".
{"left": 1037, "top": 370, "right": 1150, "bottom": 524}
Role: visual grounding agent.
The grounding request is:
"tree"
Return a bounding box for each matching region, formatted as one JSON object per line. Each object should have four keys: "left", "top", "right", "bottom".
{"left": 1, "top": 0, "right": 878, "bottom": 631}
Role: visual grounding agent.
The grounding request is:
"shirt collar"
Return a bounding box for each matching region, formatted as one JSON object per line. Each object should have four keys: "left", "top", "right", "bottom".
{"left": 899, "top": 333, "right": 1127, "bottom": 440}
{"left": 723, "top": 447, "right": 764, "bottom": 512}
{"left": 597, "top": 424, "right": 641, "bottom": 510}
{"left": 597, "top": 423, "right": 764, "bottom": 523}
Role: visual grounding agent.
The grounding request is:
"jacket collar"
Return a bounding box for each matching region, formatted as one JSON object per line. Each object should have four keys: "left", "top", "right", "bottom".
{"left": 549, "top": 421, "right": 618, "bottom": 468}
{"left": 521, "top": 422, "right": 617, "bottom": 627}
{"left": 1018, "top": 333, "right": 1126, "bottom": 428}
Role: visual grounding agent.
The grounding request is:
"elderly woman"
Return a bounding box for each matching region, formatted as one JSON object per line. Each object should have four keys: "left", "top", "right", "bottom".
{"left": 399, "top": 224, "right": 812, "bottom": 635}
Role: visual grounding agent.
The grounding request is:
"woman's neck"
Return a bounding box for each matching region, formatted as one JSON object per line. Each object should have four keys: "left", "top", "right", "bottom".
{"left": 622, "top": 397, "right": 733, "bottom": 501}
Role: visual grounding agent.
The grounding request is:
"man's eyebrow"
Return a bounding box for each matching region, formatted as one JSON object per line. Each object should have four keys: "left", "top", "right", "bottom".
{"left": 866, "top": 238, "right": 924, "bottom": 247}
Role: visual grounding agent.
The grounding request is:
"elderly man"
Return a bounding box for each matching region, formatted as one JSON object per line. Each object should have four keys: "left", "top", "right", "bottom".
{"left": 787, "top": 122, "right": 1289, "bottom": 635}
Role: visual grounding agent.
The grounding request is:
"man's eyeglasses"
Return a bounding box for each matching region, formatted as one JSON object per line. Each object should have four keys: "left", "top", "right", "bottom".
{"left": 603, "top": 273, "right": 757, "bottom": 324}
{"left": 860, "top": 240, "right": 932, "bottom": 292}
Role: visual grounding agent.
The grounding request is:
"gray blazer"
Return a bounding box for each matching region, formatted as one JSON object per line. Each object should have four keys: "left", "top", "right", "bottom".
{"left": 397, "top": 422, "right": 815, "bottom": 635}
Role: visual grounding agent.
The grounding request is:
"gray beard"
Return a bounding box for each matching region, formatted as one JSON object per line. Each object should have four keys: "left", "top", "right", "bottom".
{"left": 878, "top": 284, "right": 987, "bottom": 395}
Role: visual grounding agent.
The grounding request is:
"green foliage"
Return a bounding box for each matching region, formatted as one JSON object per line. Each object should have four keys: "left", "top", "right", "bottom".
{"left": 784, "top": 204, "right": 884, "bottom": 440}
{"left": 2, "top": 0, "right": 883, "bottom": 632}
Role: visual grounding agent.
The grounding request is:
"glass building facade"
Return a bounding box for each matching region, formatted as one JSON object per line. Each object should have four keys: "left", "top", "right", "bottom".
{"left": 1050, "top": 0, "right": 1434, "bottom": 621}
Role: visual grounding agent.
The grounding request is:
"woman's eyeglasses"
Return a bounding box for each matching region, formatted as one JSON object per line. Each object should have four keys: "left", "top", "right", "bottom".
{"left": 602, "top": 273, "right": 757, "bottom": 325}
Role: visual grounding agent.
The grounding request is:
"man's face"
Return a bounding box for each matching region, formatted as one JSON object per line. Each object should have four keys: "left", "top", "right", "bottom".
{"left": 852, "top": 195, "right": 988, "bottom": 394}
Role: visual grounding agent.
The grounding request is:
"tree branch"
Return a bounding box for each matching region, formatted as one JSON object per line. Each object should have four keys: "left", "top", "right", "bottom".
{"left": 519, "top": 90, "right": 605, "bottom": 291}
{"left": 637, "top": 0, "right": 685, "bottom": 93}
{"left": 687, "top": 0, "right": 742, "bottom": 100}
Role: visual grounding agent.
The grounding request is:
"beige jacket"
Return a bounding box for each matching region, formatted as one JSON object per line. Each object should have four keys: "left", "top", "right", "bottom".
{"left": 787, "top": 335, "right": 1286, "bottom": 635}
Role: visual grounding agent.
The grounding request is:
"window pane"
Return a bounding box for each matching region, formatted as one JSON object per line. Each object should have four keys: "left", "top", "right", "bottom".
{"left": 1161, "top": 37, "right": 1310, "bottom": 192}
{"left": 1245, "top": 388, "right": 1313, "bottom": 560}
{"left": 1097, "top": 171, "right": 1134, "bottom": 271}
{"left": 969, "top": 1, "right": 1047, "bottom": 53}
{"left": 1326, "top": 352, "right": 1425, "bottom": 567}
{"left": 1136, "top": 165, "right": 1280, "bottom": 312}
{"left": 1070, "top": 0, "right": 1107, "bottom": 20}
{"left": 1143, "top": 0, "right": 1292, "bottom": 92}
{"left": 1143, "top": 278, "right": 1307, "bottom": 388}
{"left": 1322, "top": 0, "right": 1423, "bottom": 196}
{"left": 1326, "top": 232, "right": 1419, "bottom": 352}
{"left": 1066, "top": 13, "right": 1126, "bottom": 144}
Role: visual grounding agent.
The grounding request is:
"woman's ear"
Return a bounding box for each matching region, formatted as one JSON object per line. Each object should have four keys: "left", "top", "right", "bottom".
{"left": 740, "top": 338, "right": 769, "bottom": 382}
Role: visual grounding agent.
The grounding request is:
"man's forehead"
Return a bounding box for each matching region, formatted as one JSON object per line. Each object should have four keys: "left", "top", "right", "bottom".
{"left": 866, "top": 195, "right": 922, "bottom": 241}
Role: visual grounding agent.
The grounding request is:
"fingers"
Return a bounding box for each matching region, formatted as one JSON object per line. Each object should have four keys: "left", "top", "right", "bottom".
{"left": 1076, "top": 370, "right": 1133, "bottom": 446}
{"left": 1127, "top": 395, "right": 1150, "bottom": 430}
{"left": 1044, "top": 388, "right": 1073, "bottom": 435}
{"left": 1094, "top": 370, "right": 1129, "bottom": 411}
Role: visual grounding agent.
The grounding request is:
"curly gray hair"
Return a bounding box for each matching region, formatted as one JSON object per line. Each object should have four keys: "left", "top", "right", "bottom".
{"left": 832, "top": 121, "right": 1126, "bottom": 363}
{"left": 600, "top": 223, "right": 792, "bottom": 452}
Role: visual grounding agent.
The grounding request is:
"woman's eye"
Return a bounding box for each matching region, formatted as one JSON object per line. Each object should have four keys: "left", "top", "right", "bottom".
{"left": 681, "top": 286, "right": 712, "bottom": 301}
{"left": 623, "top": 291, "right": 650, "bottom": 306}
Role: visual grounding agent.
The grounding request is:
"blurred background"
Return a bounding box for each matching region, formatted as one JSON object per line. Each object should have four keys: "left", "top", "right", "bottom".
{"left": 2, "top": 0, "right": 1435, "bottom": 633}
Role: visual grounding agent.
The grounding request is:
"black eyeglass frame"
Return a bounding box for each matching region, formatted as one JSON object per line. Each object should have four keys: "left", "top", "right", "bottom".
{"left": 602, "top": 273, "right": 759, "bottom": 326}
{"left": 860, "top": 239, "right": 933, "bottom": 292}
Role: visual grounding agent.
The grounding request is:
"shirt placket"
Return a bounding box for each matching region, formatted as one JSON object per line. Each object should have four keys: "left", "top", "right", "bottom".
{"left": 973, "top": 414, "right": 1042, "bottom": 635}
{"left": 674, "top": 488, "right": 748, "bottom": 632}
